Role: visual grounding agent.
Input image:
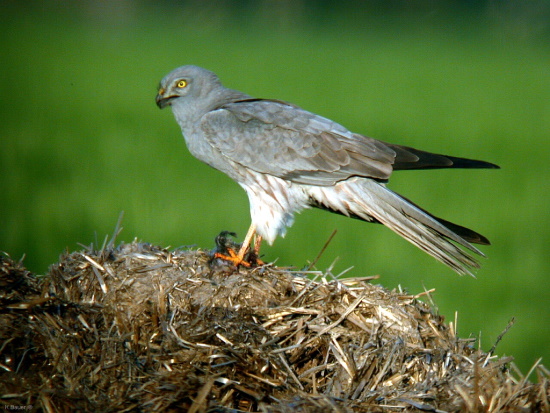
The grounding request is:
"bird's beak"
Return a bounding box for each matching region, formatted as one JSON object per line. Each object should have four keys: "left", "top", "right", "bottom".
{"left": 156, "top": 87, "right": 173, "bottom": 109}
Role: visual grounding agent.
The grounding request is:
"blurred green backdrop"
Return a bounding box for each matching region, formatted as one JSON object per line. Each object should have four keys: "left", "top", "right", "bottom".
{"left": 1, "top": 1, "right": 549, "bottom": 376}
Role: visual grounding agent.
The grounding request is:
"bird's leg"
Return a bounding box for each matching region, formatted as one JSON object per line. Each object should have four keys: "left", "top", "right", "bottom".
{"left": 253, "top": 235, "right": 263, "bottom": 256}
{"left": 253, "top": 235, "right": 265, "bottom": 266}
{"left": 214, "top": 223, "right": 256, "bottom": 267}
{"left": 236, "top": 223, "right": 257, "bottom": 262}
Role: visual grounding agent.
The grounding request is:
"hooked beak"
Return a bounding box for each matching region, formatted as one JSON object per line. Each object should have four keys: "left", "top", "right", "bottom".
{"left": 156, "top": 88, "right": 175, "bottom": 109}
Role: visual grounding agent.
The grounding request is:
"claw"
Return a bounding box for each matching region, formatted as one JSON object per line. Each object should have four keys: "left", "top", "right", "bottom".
{"left": 214, "top": 248, "right": 252, "bottom": 268}
{"left": 212, "top": 227, "right": 265, "bottom": 268}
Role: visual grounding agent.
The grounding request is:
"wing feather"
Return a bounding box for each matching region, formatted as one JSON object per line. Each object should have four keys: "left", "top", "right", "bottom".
{"left": 201, "top": 98, "right": 498, "bottom": 186}
{"left": 201, "top": 99, "right": 395, "bottom": 185}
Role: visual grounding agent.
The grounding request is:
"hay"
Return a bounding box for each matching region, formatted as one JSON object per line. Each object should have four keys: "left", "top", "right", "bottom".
{"left": 0, "top": 243, "right": 548, "bottom": 412}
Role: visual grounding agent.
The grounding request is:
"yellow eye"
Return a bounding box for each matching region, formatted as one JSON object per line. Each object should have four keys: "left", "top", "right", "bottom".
{"left": 176, "top": 80, "right": 187, "bottom": 88}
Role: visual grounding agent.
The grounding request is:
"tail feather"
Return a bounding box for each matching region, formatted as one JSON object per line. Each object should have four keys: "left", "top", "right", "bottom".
{"left": 327, "top": 180, "right": 486, "bottom": 276}
{"left": 394, "top": 193, "right": 491, "bottom": 245}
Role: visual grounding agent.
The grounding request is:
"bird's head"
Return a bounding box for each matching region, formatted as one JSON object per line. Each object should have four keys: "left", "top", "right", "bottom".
{"left": 156, "top": 65, "right": 221, "bottom": 109}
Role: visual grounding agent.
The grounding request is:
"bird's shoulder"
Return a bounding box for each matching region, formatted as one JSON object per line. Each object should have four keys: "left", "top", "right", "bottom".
{"left": 204, "top": 97, "right": 348, "bottom": 137}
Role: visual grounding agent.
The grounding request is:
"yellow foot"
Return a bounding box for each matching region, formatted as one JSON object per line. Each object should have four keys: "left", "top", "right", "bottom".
{"left": 212, "top": 230, "right": 265, "bottom": 268}
{"left": 214, "top": 247, "right": 251, "bottom": 268}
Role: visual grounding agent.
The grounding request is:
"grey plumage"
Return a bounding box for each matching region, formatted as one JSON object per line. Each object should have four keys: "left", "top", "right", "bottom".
{"left": 156, "top": 65, "right": 498, "bottom": 276}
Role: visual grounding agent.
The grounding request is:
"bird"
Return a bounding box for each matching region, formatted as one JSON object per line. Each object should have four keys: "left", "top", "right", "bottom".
{"left": 156, "top": 65, "right": 499, "bottom": 276}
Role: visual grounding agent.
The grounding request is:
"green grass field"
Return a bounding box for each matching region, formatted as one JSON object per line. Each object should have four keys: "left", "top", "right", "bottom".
{"left": 1, "top": 3, "right": 549, "bottom": 375}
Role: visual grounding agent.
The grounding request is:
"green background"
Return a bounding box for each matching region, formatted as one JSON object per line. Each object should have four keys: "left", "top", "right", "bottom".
{"left": 1, "top": 1, "right": 549, "bottom": 376}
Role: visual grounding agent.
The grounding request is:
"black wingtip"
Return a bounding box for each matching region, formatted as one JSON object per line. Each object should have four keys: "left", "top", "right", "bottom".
{"left": 435, "top": 217, "right": 492, "bottom": 246}
{"left": 453, "top": 158, "right": 500, "bottom": 170}
{"left": 386, "top": 142, "right": 501, "bottom": 171}
{"left": 485, "top": 162, "right": 500, "bottom": 169}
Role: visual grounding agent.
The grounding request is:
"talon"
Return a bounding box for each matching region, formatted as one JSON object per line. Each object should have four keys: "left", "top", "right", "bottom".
{"left": 255, "top": 257, "right": 266, "bottom": 266}
{"left": 211, "top": 225, "right": 266, "bottom": 268}
{"left": 214, "top": 248, "right": 251, "bottom": 267}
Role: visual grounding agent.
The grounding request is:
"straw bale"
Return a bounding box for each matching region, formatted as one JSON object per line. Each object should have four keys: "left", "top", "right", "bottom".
{"left": 0, "top": 243, "right": 548, "bottom": 412}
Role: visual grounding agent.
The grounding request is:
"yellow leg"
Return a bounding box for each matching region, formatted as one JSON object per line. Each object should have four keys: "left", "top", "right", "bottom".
{"left": 213, "top": 224, "right": 265, "bottom": 267}
{"left": 253, "top": 235, "right": 263, "bottom": 255}
{"left": 237, "top": 223, "right": 257, "bottom": 260}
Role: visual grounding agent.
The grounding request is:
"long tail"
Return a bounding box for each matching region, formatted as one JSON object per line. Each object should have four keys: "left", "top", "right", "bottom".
{"left": 313, "top": 179, "right": 488, "bottom": 276}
